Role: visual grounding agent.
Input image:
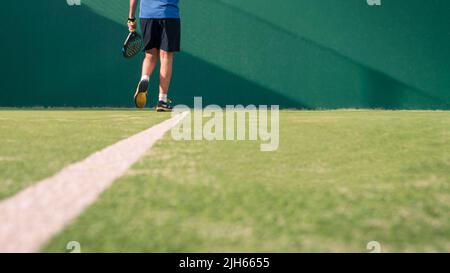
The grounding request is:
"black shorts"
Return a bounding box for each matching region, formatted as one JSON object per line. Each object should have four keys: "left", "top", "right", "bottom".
{"left": 140, "top": 18, "right": 181, "bottom": 52}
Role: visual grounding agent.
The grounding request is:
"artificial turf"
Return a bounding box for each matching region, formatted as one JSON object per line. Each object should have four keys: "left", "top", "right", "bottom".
{"left": 0, "top": 110, "right": 170, "bottom": 200}
{"left": 38, "top": 110, "right": 450, "bottom": 252}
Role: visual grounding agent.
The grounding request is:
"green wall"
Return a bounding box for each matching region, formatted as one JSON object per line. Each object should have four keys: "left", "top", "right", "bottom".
{"left": 1, "top": 0, "right": 449, "bottom": 109}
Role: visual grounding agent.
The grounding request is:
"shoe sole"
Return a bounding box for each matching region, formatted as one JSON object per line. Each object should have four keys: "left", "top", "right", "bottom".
{"left": 156, "top": 106, "right": 172, "bottom": 112}
{"left": 134, "top": 80, "right": 149, "bottom": 109}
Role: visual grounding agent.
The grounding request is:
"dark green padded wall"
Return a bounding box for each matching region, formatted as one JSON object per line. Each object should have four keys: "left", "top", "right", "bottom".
{"left": 1, "top": 0, "right": 449, "bottom": 109}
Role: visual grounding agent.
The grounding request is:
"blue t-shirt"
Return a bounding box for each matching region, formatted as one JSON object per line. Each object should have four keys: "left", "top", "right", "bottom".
{"left": 140, "top": 0, "right": 180, "bottom": 19}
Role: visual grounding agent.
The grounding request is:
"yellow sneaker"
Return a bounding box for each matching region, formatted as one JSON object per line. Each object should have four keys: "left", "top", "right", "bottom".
{"left": 133, "top": 79, "right": 149, "bottom": 108}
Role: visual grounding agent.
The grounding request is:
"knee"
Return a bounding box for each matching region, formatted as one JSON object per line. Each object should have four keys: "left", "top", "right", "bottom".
{"left": 145, "top": 49, "right": 159, "bottom": 61}
{"left": 160, "top": 50, "right": 174, "bottom": 63}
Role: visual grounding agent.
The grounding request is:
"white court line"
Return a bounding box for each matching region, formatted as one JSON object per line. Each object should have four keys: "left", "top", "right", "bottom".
{"left": 0, "top": 111, "right": 188, "bottom": 253}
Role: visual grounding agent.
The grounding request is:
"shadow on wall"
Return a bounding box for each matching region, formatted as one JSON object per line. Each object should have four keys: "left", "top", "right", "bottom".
{"left": 0, "top": 1, "right": 302, "bottom": 108}
{"left": 189, "top": 0, "right": 449, "bottom": 109}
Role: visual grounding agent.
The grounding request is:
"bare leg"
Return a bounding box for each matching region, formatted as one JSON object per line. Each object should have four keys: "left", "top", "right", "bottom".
{"left": 159, "top": 50, "right": 174, "bottom": 95}
{"left": 142, "top": 48, "right": 159, "bottom": 77}
{"left": 134, "top": 49, "right": 159, "bottom": 109}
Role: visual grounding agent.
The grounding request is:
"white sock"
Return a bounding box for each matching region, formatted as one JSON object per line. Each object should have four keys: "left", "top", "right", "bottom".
{"left": 159, "top": 93, "right": 168, "bottom": 102}
{"left": 141, "top": 75, "right": 149, "bottom": 81}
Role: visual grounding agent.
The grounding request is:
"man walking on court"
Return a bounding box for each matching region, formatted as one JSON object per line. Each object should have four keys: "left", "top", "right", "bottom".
{"left": 128, "top": 0, "right": 181, "bottom": 111}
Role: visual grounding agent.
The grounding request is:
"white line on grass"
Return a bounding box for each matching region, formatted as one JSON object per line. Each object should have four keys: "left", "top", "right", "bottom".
{"left": 0, "top": 111, "right": 189, "bottom": 253}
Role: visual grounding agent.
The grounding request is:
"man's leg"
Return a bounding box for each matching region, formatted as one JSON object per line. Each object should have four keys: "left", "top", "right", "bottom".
{"left": 156, "top": 50, "right": 174, "bottom": 111}
{"left": 134, "top": 49, "right": 159, "bottom": 108}
{"left": 142, "top": 48, "right": 159, "bottom": 78}
{"left": 159, "top": 50, "right": 174, "bottom": 102}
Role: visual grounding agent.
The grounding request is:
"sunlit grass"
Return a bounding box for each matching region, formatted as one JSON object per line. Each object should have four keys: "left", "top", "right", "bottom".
{"left": 43, "top": 110, "right": 450, "bottom": 252}
{"left": 0, "top": 110, "right": 169, "bottom": 199}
